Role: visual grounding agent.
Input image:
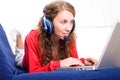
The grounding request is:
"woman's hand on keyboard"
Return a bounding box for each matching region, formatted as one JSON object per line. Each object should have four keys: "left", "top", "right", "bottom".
{"left": 60, "top": 57, "right": 85, "bottom": 67}
{"left": 84, "top": 57, "right": 98, "bottom": 66}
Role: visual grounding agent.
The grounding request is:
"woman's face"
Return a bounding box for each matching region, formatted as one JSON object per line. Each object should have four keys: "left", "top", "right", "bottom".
{"left": 53, "top": 10, "right": 74, "bottom": 40}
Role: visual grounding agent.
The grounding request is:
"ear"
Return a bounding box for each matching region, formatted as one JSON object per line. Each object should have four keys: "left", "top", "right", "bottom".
{"left": 42, "top": 16, "right": 53, "bottom": 33}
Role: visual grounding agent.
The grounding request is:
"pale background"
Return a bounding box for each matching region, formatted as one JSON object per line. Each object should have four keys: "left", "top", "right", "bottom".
{"left": 0, "top": 0, "right": 120, "bottom": 60}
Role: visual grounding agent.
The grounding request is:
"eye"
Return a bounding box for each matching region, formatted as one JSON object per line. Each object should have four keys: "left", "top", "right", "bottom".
{"left": 71, "top": 20, "right": 74, "bottom": 25}
{"left": 60, "top": 20, "right": 66, "bottom": 25}
{"left": 71, "top": 20, "right": 74, "bottom": 26}
{"left": 60, "top": 21, "right": 63, "bottom": 24}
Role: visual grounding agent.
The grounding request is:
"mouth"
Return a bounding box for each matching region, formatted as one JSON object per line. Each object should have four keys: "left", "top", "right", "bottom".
{"left": 63, "top": 33, "right": 69, "bottom": 36}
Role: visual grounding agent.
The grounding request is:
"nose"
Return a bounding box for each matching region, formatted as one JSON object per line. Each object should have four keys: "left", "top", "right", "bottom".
{"left": 65, "top": 23, "right": 73, "bottom": 32}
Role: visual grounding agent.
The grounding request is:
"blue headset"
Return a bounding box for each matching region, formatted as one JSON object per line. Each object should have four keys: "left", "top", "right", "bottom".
{"left": 43, "top": 16, "right": 75, "bottom": 33}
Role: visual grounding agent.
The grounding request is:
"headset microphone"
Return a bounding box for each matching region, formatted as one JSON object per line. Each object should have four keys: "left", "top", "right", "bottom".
{"left": 64, "top": 36, "right": 70, "bottom": 41}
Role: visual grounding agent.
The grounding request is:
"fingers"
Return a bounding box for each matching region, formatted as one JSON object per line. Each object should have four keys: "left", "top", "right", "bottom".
{"left": 60, "top": 57, "right": 84, "bottom": 67}
{"left": 60, "top": 57, "right": 98, "bottom": 68}
{"left": 84, "top": 60, "right": 93, "bottom": 66}
{"left": 71, "top": 58, "right": 84, "bottom": 66}
{"left": 85, "top": 57, "right": 98, "bottom": 66}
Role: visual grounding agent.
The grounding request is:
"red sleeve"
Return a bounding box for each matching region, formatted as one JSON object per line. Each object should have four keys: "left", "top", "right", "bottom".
{"left": 71, "top": 39, "right": 85, "bottom": 63}
{"left": 22, "top": 30, "right": 60, "bottom": 73}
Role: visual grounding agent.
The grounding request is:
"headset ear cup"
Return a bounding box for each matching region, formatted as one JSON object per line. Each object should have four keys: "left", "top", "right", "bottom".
{"left": 43, "top": 16, "right": 53, "bottom": 33}
{"left": 70, "top": 20, "right": 75, "bottom": 33}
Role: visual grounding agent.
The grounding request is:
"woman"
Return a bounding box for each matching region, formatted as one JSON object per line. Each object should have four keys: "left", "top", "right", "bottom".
{"left": 22, "top": 0, "right": 97, "bottom": 73}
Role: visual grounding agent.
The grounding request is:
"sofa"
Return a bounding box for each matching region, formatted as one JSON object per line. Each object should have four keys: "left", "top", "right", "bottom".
{"left": 1, "top": 23, "right": 120, "bottom": 80}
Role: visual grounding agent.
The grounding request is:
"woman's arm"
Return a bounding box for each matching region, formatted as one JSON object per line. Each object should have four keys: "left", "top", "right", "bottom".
{"left": 22, "top": 30, "right": 60, "bottom": 72}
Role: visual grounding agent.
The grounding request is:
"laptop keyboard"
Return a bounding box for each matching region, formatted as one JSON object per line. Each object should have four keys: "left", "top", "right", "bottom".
{"left": 56, "top": 66, "right": 95, "bottom": 71}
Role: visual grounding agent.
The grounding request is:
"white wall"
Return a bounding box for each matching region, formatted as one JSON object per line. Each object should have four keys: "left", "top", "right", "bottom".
{"left": 0, "top": 0, "right": 120, "bottom": 59}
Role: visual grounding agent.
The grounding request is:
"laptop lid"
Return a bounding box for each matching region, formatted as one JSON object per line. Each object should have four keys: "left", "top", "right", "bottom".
{"left": 95, "top": 22, "right": 120, "bottom": 70}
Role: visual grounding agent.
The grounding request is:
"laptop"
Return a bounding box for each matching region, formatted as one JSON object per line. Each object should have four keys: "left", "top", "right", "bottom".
{"left": 56, "top": 22, "right": 120, "bottom": 71}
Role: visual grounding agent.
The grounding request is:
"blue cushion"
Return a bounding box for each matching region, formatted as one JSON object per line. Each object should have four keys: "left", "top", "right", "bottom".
{"left": 0, "top": 24, "right": 26, "bottom": 80}
{"left": 12, "top": 68, "right": 120, "bottom": 80}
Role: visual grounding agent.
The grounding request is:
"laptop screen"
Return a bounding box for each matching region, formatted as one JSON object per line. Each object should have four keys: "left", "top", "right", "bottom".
{"left": 96, "top": 22, "right": 120, "bottom": 70}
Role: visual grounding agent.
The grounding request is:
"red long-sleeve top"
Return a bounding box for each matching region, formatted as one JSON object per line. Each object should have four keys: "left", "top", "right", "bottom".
{"left": 22, "top": 29, "right": 85, "bottom": 73}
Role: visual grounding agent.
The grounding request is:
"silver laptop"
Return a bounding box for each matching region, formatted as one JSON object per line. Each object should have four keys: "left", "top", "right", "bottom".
{"left": 56, "top": 22, "right": 120, "bottom": 71}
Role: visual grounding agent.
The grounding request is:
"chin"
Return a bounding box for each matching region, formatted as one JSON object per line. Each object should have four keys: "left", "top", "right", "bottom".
{"left": 60, "top": 37, "right": 64, "bottom": 40}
